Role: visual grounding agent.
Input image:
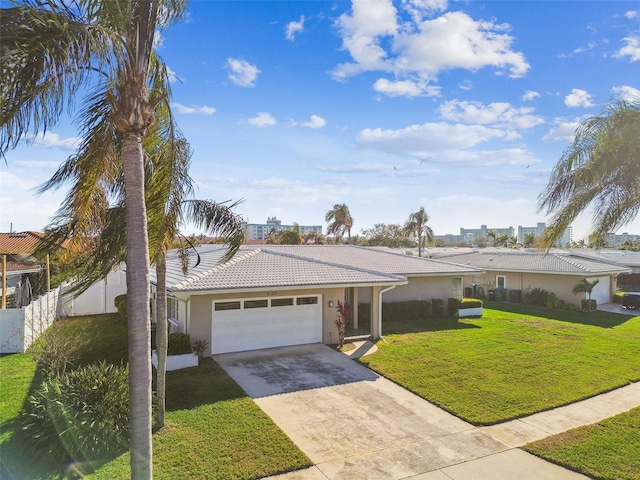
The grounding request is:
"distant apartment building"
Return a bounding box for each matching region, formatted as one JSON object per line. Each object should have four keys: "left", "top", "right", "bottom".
{"left": 434, "top": 223, "right": 571, "bottom": 247}
{"left": 246, "top": 217, "right": 323, "bottom": 241}
{"left": 606, "top": 232, "right": 640, "bottom": 247}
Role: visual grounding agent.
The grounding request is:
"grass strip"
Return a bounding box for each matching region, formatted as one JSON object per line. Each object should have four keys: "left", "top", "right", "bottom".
{"left": 523, "top": 406, "right": 640, "bottom": 480}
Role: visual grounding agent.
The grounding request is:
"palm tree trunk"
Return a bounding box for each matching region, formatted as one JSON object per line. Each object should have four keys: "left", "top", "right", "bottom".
{"left": 122, "top": 133, "right": 152, "bottom": 480}
{"left": 155, "top": 252, "right": 167, "bottom": 428}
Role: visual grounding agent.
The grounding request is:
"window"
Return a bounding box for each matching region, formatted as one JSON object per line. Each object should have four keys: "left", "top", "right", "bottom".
{"left": 297, "top": 296, "right": 318, "bottom": 305}
{"left": 215, "top": 301, "right": 241, "bottom": 311}
{"left": 168, "top": 297, "right": 178, "bottom": 320}
{"left": 271, "top": 298, "right": 294, "bottom": 307}
{"left": 496, "top": 275, "right": 506, "bottom": 289}
{"left": 244, "top": 299, "right": 268, "bottom": 309}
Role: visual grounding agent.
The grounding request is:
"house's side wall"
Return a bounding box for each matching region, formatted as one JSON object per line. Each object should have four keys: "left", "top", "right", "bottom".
{"left": 467, "top": 271, "right": 614, "bottom": 304}
{"left": 384, "top": 275, "right": 469, "bottom": 302}
{"left": 188, "top": 286, "right": 350, "bottom": 356}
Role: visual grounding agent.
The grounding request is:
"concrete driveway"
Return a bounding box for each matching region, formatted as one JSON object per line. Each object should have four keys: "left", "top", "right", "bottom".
{"left": 214, "top": 344, "right": 588, "bottom": 480}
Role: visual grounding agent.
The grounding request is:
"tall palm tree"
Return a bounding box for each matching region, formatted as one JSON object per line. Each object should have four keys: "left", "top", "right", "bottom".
{"left": 39, "top": 118, "right": 245, "bottom": 429}
{"left": 1, "top": 2, "right": 187, "bottom": 477}
{"left": 325, "top": 203, "right": 354, "bottom": 243}
{"left": 538, "top": 99, "right": 640, "bottom": 249}
{"left": 403, "top": 206, "right": 434, "bottom": 257}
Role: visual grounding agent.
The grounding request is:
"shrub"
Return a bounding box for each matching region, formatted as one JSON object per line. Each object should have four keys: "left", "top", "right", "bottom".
{"left": 114, "top": 294, "right": 127, "bottom": 321}
{"left": 20, "top": 362, "right": 131, "bottom": 462}
{"left": 191, "top": 339, "right": 209, "bottom": 358}
{"left": 448, "top": 297, "right": 460, "bottom": 316}
{"left": 460, "top": 298, "right": 483, "bottom": 309}
{"left": 581, "top": 299, "right": 597, "bottom": 312}
{"left": 431, "top": 299, "right": 444, "bottom": 316}
{"left": 381, "top": 301, "right": 433, "bottom": 322}
{"left": 167, "top": 333, "right": 192, "bottom": 355}
{"left": 524, "top": 288, "right": 548, "bottom": 307}
{"left": 30, "top": 321, "right": 86, "bottom": 379}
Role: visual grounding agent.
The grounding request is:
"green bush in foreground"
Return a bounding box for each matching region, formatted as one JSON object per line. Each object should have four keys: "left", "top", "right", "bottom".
{"left": 20, "top": 362, "right": 131, "bottom": 462}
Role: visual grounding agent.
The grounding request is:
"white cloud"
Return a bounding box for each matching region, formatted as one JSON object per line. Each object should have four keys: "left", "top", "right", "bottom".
{"left": 564, "top": 88, "right": 594, "bottom": 108}
{"left": 333, "top": 3, "right": 530, "bottom": 93}
{"left": 227, "top": 58, "right": 261, "bottom": 87}
{"left": 438, "top": 100, "right": 544, "bottom": 129}
{"left": 542, "top": 119, "right": 581, "bottom": 142}
{"left": 170, "top": 103, "right": 215, "bottom": 115}
{"left": 522, "top": 90, "right": 540, "bottom": 101}
{"left": 247, "top": 112, "right": 277, "bottom": 127}
{"left": 333, "top": 0, "right": 399, "bottom": 79}
{"left": 23, "top": 132, "right": 80, "bottom": 150}
{"left": 615, "top": 36, "right": 640, "bottom": 62}
{"left": 611, "top": 85, "right": 640, "bottom": 101}
{"left": 166, "top": 65, "right": 184, "bottom": 84}
{"left": 625, "top": 10, "right": 639, "bottom": 20}
{"left": 300, "top": 115, "right": 327, "bottom": 129}
{"left": 357, "top": 122, "right": 512, "bottom": 155}
{"left": 401, "top": 0, "right": 448, "bottom": 23}
{"left": 373, "top": 78, "right": 440, "bottom": 97}
{"left": 316, "top": 162, "right": 392, "bottom": 174}
{"left": 285, "top": 15, "right": 305, "bottom": 41}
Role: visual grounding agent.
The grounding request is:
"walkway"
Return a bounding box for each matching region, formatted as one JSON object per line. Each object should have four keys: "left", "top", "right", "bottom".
{"left": 254, "top": 341, "right": 639, "bottom": 480}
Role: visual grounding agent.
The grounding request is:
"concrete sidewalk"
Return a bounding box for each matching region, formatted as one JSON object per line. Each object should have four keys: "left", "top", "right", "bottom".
{"left": 260, "top": 342, "right": 639, "bottom": 480}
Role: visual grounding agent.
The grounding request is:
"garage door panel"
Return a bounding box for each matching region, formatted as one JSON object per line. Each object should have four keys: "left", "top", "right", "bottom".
{"left": 212, "top": 296, "right": 322, "bottom": 354}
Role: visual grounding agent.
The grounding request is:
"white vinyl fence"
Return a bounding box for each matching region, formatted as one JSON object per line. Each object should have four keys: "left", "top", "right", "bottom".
{"left": 0, "top": 287, "right": 62, "bottom": 354}
{"left": 60, "top": 269, "right": 127, "bottom": 317}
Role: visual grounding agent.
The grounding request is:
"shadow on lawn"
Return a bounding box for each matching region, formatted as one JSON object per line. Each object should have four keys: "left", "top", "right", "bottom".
{"left": 383, "top": 316, "right": 481, "bottom": 335}
{"left": 485, "top": 301, "right": 637, "bottom": 328}
{"left": 165, "top": 357, "right": 247, "bottom": 411}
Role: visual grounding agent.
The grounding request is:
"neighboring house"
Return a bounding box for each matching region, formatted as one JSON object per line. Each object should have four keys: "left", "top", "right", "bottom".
{"left": 151, "top": 245, "right": 483, "bottom": 355}
{"left": 0, "top": 232, "right": 52, "bottom": 308}
{"left": 434, "top": 250, "right": 630, "bottom": 305}
{"left": 563, "top": 249, "right": 640, "bottom": 274}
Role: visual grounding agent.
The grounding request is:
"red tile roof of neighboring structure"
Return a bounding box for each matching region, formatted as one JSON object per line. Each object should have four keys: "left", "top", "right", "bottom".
{"left": 0, "top": 232, "right": 69, "bottom": 254}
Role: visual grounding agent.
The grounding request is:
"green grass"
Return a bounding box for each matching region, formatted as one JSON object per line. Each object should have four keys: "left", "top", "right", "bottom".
{"left": 0, "top": 314, "right": 311, "bottom": 479}
{"left": 360, "top": 304, "right": 640, "bottom": 425}
{"left": 523, "top": 407, "right": 640, "bottom": 480}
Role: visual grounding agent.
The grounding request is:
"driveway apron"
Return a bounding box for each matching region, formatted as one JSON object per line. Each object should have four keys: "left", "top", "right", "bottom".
{"left": 215, "top": 344, "right": 522, "bottom": 479}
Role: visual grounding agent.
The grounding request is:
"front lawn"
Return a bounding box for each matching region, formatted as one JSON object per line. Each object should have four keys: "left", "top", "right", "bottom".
{"left": 360, "top": 305, "right": 640, "bottom": 425}
{"left": 523, "top": 406, "right": 640, "bottom": 480}
{"left": 0, "top": 314, "right": 311, "bottom": 479}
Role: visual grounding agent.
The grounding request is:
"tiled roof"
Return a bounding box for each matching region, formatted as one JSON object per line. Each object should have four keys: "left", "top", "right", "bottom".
{"left": 436, "top": 250, "right": 630, "bottom": 275}
{"left": 156, "top": 244, "right": 481, "bottom": 293}
{"left": 0, "top": 231, "right": 69, "bottom": 254}
{"left": 248, "top": 245, "right": 483, "bottom": 276}
{"left": 157, "top": 247, "right": 407, "bottom": 292}
{"left": 561, "top": 249, "right": 640, "bottom": 268}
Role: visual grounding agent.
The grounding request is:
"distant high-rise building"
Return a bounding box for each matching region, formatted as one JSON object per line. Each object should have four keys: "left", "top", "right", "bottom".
{"left": 434, "top": 222, "right": 571, "bottom": 247}
{"left": 246, "top": 217, "right": 322, "bottom": 241}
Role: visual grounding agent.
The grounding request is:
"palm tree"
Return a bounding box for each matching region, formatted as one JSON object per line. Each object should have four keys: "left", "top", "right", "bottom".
{"left": 325, "top": 203, "right": 354, "bottom": 243}
{"left": 403, "top": 207, "right": 434, "bottom": 257}
{"left": 487, "top": 229, "right": 498, "bottom": 247}
{"left": 572, "top": 278, "right": 600, "bottom": 312}
{"left": 523, "top": 232, "right": 537, "bottom": 248}
{"left": 39, "top": 125, "right": 245, "bottom": 430}
{"left": 538, "top": 99, "right": 640, "bottom": 249}
{"left": 1, "top": 2, "right": 187, "bottom": 477}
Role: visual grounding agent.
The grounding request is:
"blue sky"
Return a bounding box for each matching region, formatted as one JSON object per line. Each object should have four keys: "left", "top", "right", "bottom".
{"left": 2, "top": 0, "right": 639, "bottom": 241}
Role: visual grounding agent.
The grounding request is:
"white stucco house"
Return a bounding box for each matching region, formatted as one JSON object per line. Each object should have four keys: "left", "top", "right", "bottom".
{"left": 151, "top": 245, "right": 483, "bottom": 355}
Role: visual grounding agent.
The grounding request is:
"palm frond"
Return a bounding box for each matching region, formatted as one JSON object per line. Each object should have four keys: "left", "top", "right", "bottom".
{"left": 184, "top": 199, "right": 246, "bottom": 263}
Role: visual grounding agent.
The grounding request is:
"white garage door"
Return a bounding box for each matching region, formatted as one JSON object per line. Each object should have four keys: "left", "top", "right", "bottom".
{"left": 211, "top": 295, "right": 322, "bottom": 354}
{"left": 590, "top": 277, "right": 611, "bottom": 305}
